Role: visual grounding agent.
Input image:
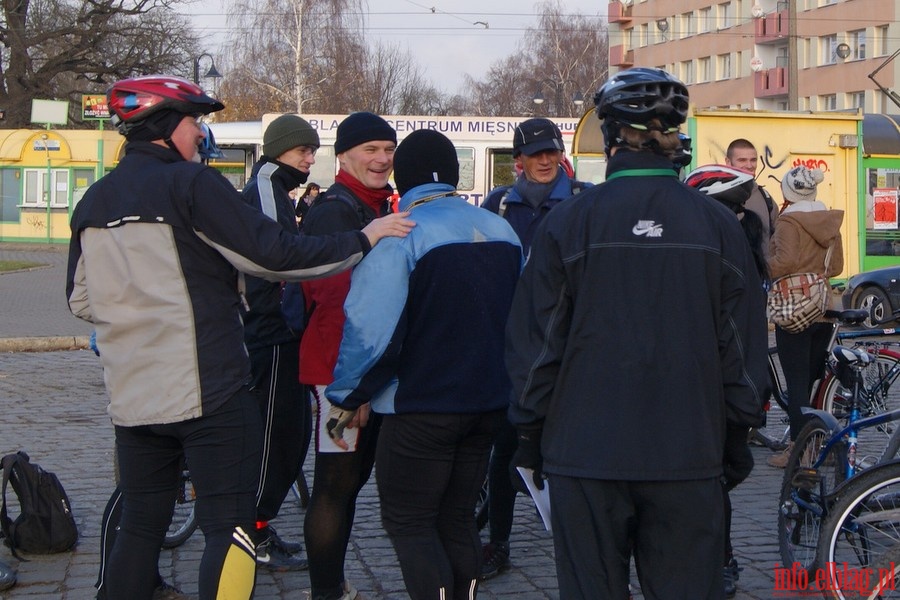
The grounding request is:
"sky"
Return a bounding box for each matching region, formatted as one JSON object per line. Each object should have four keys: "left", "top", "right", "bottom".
{"left": 187, "top": 0, "right": 605, "bottom": 93}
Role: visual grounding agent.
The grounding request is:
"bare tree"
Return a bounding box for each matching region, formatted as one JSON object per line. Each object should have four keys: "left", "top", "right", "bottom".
{"left": 466, "top": 1, "right": 607, "bottom": 118}
{"left": 0, "top": 0, "right": 197, "bottom": 128}
{"left": 523, "top": 0, "right": 608, "bottom": 118}
{"left": 218, "top": 0, "right": 368, "bottom": 120}
{"left": 465, "top": 55, "right": 533, "bottom": 117}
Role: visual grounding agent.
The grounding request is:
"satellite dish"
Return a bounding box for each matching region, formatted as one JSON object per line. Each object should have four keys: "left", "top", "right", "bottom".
{"left": 750, "top": 56, "right": 764, "bottom": 72}
{"left": 751, "top": 4, "right": 765, "bottom": 18}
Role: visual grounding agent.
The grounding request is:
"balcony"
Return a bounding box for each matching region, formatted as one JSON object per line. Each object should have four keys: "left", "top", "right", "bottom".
{"left": 754, "top": 67, "right": 788, "bottom": 98}
{"left": 754, "top": 7, "right": 788, "bottom": 44}
{"left": 608, "top": 1, "right": 633, "bottom": 24}
{"left": 609, "top": 44, "right": 635, "bottom": 68}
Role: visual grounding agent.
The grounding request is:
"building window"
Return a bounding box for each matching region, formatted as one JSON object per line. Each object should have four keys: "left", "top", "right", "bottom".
{"left": 699, "top": 57, "right": 711, "bottom": 82}
{"left": 640, "top": 23, "right": 649, "bottom": 47}
{"left": 718, "top": 2, "right": 732, "bottom": 29}
{"left": 821, "top": 94, "right": 837, "bottom": 110}
{"left": 849, "top": 91, "right": 865, "bottom": 110}
{"left": 717, "top": 53, "right": 732, "bottom": 80}
{"left": 681, "top": 60, "right": 695, "bottom": 84}
{"left": 821, "top": 34, "right": 838, "bottom": 65}
{"left": 680, "top": 11, "right": 694, "bottom": 38}
{"left": 850, "top": 29, "right": 866, "bottom": 60}
{"left": 877, "top": 25, "right": 889, "bottom": 57}
{"left": 699, "top": 7, "right": 711, "bottom": 33}
{"left": 22, "top": 169, "right": 68, "bottom": 208}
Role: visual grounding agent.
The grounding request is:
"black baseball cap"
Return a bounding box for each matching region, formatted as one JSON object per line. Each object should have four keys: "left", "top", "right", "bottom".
{"left": 513, "top": 118, "right": 564, "bottom": 157}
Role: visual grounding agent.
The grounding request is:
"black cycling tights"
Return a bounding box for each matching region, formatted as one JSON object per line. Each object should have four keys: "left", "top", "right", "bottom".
{"left": 304, "top": 414, "right": 380, "bottom": 600}
{"left": 107, "top": 388, "right": 261, "bottom": 600}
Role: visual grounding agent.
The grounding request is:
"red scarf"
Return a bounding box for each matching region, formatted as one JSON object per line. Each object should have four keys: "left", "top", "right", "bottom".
{"left": 334, "top": 170, "right": 393, "bottom": 213}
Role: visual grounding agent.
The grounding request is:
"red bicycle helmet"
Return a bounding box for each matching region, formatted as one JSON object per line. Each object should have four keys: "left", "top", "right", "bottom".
{"left": 684, "top": 164, "right": 755, "bottom": 208}
{"left": 107, "top": 75, "right": 224, "bottom": 130}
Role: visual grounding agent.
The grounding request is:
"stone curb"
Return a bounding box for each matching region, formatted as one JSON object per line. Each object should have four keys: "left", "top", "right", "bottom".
{"left": 0, "top": 336, "right": 90, "bottom": 353}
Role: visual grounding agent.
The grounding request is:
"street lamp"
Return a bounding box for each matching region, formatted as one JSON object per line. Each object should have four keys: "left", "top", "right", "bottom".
{"left": 193, "top": 53, "right": 223, "bottom": 86}
{"left": 532, "top": 80, "right": 585, "bottom": 117}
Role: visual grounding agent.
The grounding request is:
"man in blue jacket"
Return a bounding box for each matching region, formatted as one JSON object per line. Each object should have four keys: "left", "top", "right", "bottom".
{"left": 479, "top": 117, "right": 590, "bottom": 579}
{"left": 326, "top": 130, "right": 522, "bottom": 600}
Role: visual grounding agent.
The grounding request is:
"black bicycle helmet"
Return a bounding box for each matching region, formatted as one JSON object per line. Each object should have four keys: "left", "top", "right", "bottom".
{"left": 594, "top": 67, "right": 690, "bottom": 132}
{"left": 107, "top": 75, "right": 224, "bottom": 136}
{"left": 684, "top": 164, "right": 755, "bottom": 210}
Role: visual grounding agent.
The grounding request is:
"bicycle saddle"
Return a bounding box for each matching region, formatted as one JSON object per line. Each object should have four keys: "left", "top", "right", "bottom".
{"left": 832, "top": 345, "right": 875, "bottom": 367}
{"left": 825, "top": 309, "right": 870, "bottom": 325}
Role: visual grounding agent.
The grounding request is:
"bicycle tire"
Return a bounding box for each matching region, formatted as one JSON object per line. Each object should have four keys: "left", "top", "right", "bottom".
{"left": 815, "top": 461, "right": 900, "bottom": 600}
{"left": 162, "top": 470, "right": 198, "bottom": 549}
{"left": 818, "top": 350, "right": 900, "bottom": 465}
{"left": 291, "top": 470, "right": 310, "bottom": 509}
{"left": 860, "top": 543, "right": 900, "bottom": 599}
{"left": 778, "top": 416, "right": 849, "bottom": 572}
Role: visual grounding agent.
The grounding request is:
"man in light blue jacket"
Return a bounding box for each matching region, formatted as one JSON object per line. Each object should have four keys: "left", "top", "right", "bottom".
{"left": 326, "top": 129, "right": 523, "bottom": 600}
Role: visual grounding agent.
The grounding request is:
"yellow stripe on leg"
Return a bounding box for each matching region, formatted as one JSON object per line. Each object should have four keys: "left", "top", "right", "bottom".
{"left": 215, "top": 528, "right": 257, "bottom": 599}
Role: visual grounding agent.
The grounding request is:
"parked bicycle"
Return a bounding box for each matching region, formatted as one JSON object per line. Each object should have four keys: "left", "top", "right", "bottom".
{"left": 815, "top": 458, "right": 900, "bottom": 599}
{"left": 777, "top": 309, "right": 900, "bottom": 573}
{"left": 759, "top": 309, "right": 900, "bottom": 451}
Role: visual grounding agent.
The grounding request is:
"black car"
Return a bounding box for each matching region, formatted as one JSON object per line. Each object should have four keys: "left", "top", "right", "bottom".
{"left": 842, "top": 265, "right": 900, "bottom": 326}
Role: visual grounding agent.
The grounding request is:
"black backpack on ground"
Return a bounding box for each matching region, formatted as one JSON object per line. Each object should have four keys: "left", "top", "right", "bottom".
{"left": 0, "top": 451, "right": 78, "bottom": 559}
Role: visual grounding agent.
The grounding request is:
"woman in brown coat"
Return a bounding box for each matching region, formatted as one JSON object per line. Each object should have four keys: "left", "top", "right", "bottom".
{"left": 767, "top": 165, "right": 844, "bottom": 467}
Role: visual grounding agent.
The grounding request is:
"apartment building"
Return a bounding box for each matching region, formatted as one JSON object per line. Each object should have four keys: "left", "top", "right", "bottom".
{"left": 607, "top": 0, "right": 898, "bottom": 112}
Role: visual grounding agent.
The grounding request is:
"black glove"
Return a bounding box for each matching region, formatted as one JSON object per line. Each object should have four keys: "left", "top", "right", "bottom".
{"left": 510, "top": 424, "right": 544, "bottom": 493}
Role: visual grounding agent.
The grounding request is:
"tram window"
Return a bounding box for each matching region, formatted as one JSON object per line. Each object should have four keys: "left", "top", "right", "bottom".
{"left": 491, "top": 149, "right": 516, "bottom": 190}
{"left": 457, "top": 147, "right": 475, "bottom": 191}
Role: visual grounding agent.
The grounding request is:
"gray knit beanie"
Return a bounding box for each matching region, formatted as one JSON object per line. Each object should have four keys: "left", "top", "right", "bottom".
{"left": 263, "top": 114, "right": 320, "bottom": 159}
{"left": 334, "top": 112, "right": 397, "bottom": 155}
{"left": 782, "top": 165, "right": 825, "bottom": 203}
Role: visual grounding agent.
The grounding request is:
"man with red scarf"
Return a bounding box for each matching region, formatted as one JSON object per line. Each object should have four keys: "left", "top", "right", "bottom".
{"left": 300, "top": 112, "right": 397, "bottom": 600}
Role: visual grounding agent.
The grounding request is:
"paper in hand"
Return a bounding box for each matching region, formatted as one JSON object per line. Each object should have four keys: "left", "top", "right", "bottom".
{"left": 516, "top": 466, "right": 552, "bottom": 532}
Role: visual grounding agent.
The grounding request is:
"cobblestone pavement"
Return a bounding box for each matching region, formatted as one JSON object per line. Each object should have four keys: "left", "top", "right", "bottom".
{"left": 0, "top": 243, "right": 791, "bottom": 599}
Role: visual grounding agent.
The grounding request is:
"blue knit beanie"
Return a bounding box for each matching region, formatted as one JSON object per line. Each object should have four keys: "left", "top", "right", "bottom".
{"left": 334, "top": 112, "right": 397, "bottom": 154}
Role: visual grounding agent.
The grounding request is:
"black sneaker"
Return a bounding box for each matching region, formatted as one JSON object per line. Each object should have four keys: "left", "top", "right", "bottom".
{"left": 479, "top": 541, "right": 510, "bottom": 581}
{"left": 152, "top": 581, "right": 193, "bottom": 600}
{"left": 264, "top": 525, "right": 304, "bottom": 555}
{"left": 723, "top": 558, "right": 741, "bottom": 598}
{"left": 256, "top": 539, "right": 309, "bottom": 571}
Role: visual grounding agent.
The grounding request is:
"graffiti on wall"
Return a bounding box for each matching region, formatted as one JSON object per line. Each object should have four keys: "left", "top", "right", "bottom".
{"left": 25, "top": 215, "right": 45, "bottom": 230}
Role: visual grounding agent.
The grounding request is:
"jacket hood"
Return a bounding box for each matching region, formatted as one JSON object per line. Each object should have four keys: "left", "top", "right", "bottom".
{"left": 781, "top": 209, "right": 844, "bottom": 248}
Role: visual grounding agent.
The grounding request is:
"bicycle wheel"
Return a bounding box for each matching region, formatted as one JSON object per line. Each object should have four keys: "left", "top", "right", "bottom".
{"left": 162, "top": 469, "right": 197, "bottom": 549}
{"left": 861, "top": 543, "right": 900, "bottom": 599}
{"left": 816, "top": 461, "right": 900, "bottom": 600}
{"left": 819, "top": 351, "right": 900, "bottom": 464}
{"left": 778, "top": 416, "right": 848, "bottom": 572}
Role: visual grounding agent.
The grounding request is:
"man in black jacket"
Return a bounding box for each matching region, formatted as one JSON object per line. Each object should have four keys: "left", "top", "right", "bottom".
{"left": 241, "top": 114, "right": 320, "bottom": 570}
{"left": 505, "top": 68, "right": 768, "bottom": 600}
{"left": 68, "top": 76, "right": 413, "bottom": 600}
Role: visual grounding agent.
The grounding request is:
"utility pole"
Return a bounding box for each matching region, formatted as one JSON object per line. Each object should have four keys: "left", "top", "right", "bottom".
{"left": 788, "top": 1, "right": 798, "bottom": 110}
